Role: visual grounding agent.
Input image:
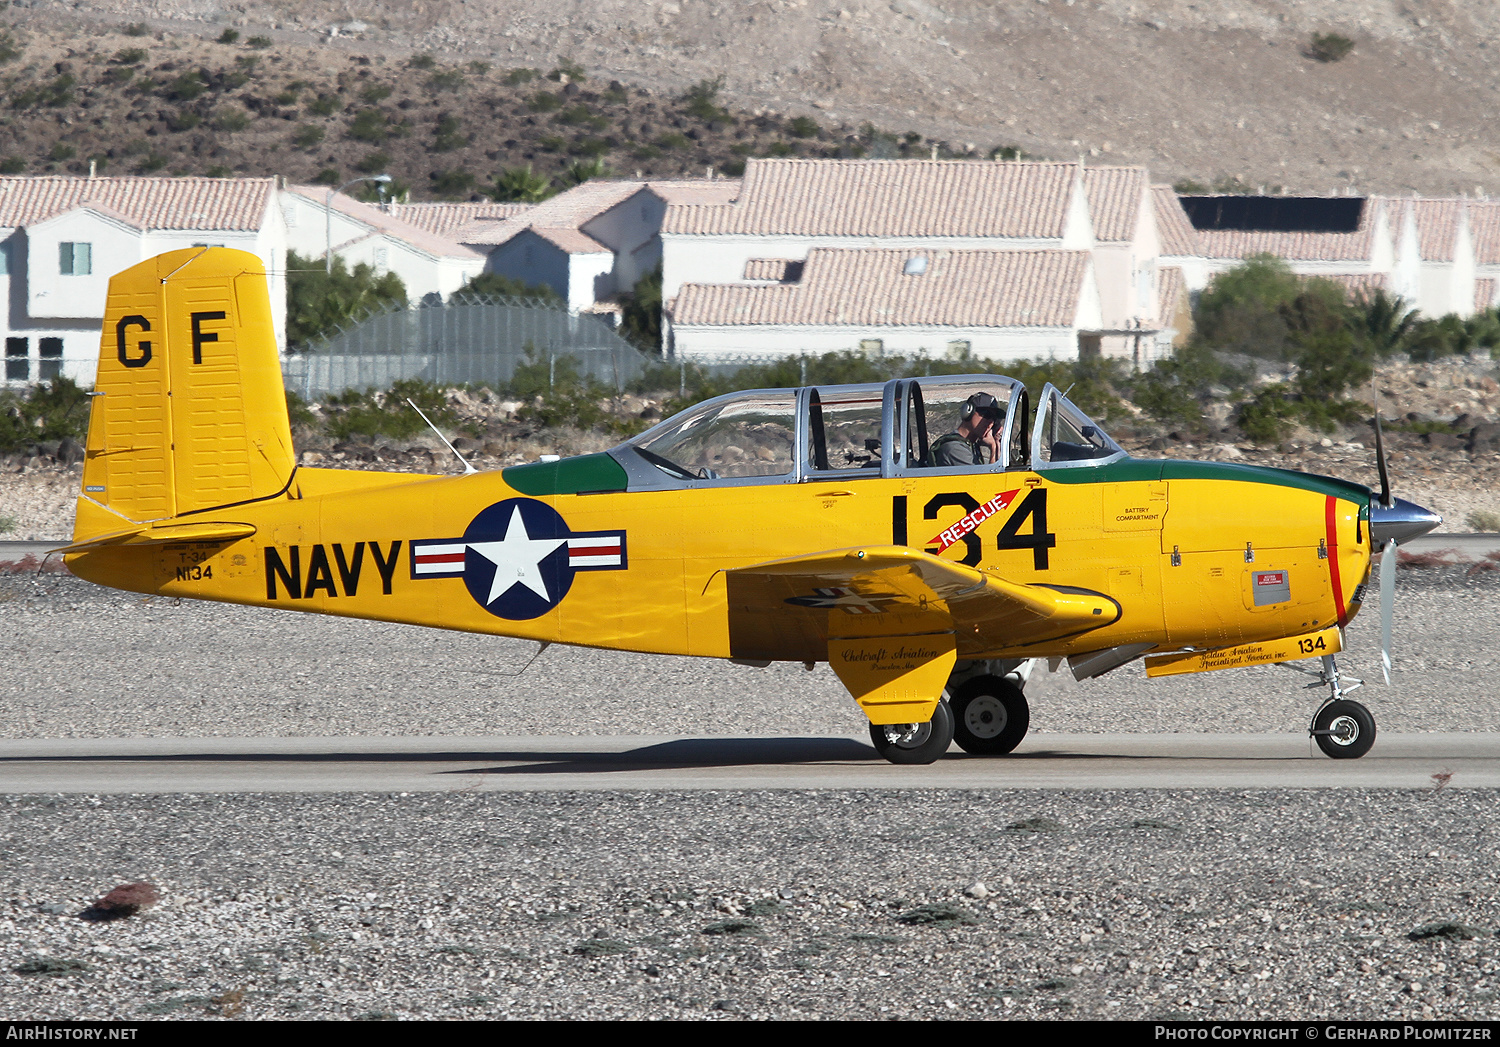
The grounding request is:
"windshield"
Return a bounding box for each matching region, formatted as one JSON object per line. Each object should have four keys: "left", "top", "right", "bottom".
{"left": 628, "top": 390, "right": 797, "bottom": 480}
{"left": 1030, "top": 385, "right": 1124, "bottom": 468}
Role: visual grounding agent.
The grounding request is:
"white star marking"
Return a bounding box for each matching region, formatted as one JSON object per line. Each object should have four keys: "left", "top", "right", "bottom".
{"left": 467, "top": 506, "right": 566, "bottom": 606}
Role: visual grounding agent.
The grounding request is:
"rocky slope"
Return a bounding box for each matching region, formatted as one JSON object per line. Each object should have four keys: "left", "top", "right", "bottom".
{"left": 8, "top": 0, "right": 1500, "bottom": 195}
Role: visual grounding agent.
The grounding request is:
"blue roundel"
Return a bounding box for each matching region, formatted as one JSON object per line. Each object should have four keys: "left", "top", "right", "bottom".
{"left": 461, "top": 498, "right": 575, "bottom": 620}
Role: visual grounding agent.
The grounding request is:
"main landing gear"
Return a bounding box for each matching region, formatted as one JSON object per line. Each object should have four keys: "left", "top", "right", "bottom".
{"left": 1289, "top": 653, "right": 1377, "bottom": 759}
{"left": 867, "top": 660, "right": 1035, "bottom": 765}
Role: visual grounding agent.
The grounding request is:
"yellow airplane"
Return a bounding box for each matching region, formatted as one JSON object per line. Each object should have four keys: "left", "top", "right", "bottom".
{"left": 62, "top": 249, "right": 1441, "bottom": 763}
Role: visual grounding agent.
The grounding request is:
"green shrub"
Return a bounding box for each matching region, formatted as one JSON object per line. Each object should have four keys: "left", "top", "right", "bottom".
{"left": 0, "top": 32, "right": 20, "bottom": 64}
{"left": 166, "top": 109, "right": 201, "bottom": 132}
{"left": 214, "top": 108, "right": 250, "bottom": 132}
{"left": 354, "top": 150, "right": 390, "bottom": 174}
{"left": 313, "top": 167, "right": 340, "bottom": 185}
{"left": 216, "top": 28, "right": 239, "bottom": 45}
{"left": 548, "top": 59, "right": 586, "bottom": 82}
{"left": 246, "top": 35, "right": 273, "bottom": 49}
{"left": 124, "top": 23, "right": 148, "bottom": 37}
{"left": 113, "top": 47, "right": 147, "bottom": 65}
{"left": 682, "top": 75, "right": 729, "bottom": 123}
{"left": 292, "top": 124, "right": 324, "bottom": 149}
{"left": 347, "top": 108, "right": 390, "bottom": 143}
{"left": 0, "top": 377, "right": 90, "bottom": 452}
{"left": 360, "top": 83, "right": 393, "bottom": 103}
{"left": 409, "top": 53, "right": 436, "bottom": 70}
{"left": 1172, "top": 178, "right": 1209, "bottom": 194}
{"left": 453, "top": 272, "right": 562, "bottom": 306}
{"left": 468, "top": 61, "right": 491, "bottom": 75}
{"left": 655, "top": 132, "right": 689, "bottom": 150}
{"left": 48, "top": 143, "right": 75, "bottom": 162}
{"left": 426, "top": 69, "right": 465, "bottom": 92}
{"left": 430, "top": 168, "right": 476, "bottom": 197}
{"left": 432, "top": 113, "right": 465, "bottom": 151}
{"left": 509, "top": 352, "right": 611, "bottom": 430}
{"left": 567, "top": 137, "right": 609, "bottom": 158}
{"left": 503, "top": 67, "right": 538, "bottom": 86}
{"left": 306, "top": 93, "right": 341, "bottom": 116}
{"left": 1308, "top": 32, "right": 1354, "bottom": 63}
{"left": 619, "top": 268, "right": 661, "bottom": 353}
{"left": 163, "top": 70, "right": 206, "bottom": 101}
{"left": 556, "top": 104, "right": 606, "bottom": 129}
{"left": 528, "top": 91, "right": 561, "bottom": 113}
{"left": 324, "top": 378, "right": 454, "bottom": 443}
{"left": 788, "top": 115, "right": 819, "bottom": 138}
{"left": 285, "top": 250, "right": 407, "bottom": 349}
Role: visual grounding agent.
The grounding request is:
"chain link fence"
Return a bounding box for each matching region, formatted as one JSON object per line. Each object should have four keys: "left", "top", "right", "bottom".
{"left": 282, "top": 294, "right": 656, "bottom": 398}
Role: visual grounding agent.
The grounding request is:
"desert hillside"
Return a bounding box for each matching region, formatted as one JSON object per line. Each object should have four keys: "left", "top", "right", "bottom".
{"left": 7, "top": 0, "right": 1500, "bottom": 196}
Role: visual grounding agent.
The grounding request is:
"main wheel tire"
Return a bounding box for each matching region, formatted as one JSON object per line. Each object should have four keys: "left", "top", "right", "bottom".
{"left": 1312, "top": 699, "right": 1376, "bottom": 759}
{"left": 868, "top": 700, "right": 955, "bottom": 765}
{"left": 951, "top": 675, "right": 1030, "bottom": 755}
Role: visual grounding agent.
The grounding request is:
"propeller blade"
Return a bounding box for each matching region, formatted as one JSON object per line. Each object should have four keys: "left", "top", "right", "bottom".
{"left": 1372, "top": 385, "right": 1393, "bottom": 509}
{"left": 1379, "top": 537, "right": 1397, "bottom": 685}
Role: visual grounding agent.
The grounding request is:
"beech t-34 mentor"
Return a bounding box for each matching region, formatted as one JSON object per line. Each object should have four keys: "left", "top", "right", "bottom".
{"left": 63, "top": 249, "right": 1441, "bottom": 763}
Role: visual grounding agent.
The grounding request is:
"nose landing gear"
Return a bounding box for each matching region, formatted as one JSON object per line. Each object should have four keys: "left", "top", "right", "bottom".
{"left": 1290, "top": 653, "right": 1377, "bottom": 759}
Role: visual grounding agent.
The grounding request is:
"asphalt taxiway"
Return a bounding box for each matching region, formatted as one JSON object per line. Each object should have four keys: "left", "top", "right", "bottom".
{"left": 0, "top": 732, "right": 1495, "bottom": 791}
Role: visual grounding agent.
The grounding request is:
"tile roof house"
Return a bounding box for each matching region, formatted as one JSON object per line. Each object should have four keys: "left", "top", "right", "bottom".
{"left": 480, "top": 178, "right": 737, "bottom": 313}
{"left": 280, "top": 186, "right": 487, "bottom": 306}
{"left": 668, "top": 248, "right": 1101, "bottom": 362}
{"left": 0, "top": 175, "right": 284, "bottom": 384}
{"left": 1463, "top": 200, "right": 1500, "bottom": 313}
{"left": 1387, "top": 197, "right": 1475, "bottom": 317}
{"left": 660, "top": 158, "right": 1095, "bottom": 305}
{"left": 389, "top": 201, "right": 532, "bottom": 240}
{"left": 658, "top": 158, "right": 1191, "bottom": 362}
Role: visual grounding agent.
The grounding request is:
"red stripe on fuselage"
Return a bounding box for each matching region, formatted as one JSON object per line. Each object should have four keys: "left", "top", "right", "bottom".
{"left": 1325, "top": 495, "right": 1347, "bottom": 626}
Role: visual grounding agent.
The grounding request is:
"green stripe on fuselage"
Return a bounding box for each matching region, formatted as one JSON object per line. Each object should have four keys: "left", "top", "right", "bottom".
{"left": 1040, "top": 456, "right": 1372, "bottom": 505}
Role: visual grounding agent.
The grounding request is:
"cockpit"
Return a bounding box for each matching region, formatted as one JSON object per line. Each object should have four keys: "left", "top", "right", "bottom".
{"left": 615, "top": 374, "right": 1124, "bottom": 488}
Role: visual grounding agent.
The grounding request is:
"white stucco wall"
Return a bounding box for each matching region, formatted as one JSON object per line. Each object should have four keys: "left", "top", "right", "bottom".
{"left": 26, "top": 210, "right": 144, "bottom": 321}
{"left": 668, "top": 323, "right": 1083, "bottom": 362}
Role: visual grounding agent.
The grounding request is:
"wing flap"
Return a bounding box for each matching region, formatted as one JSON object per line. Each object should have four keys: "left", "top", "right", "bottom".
{"left": 726, "top": 545, "right": 1119, "bottom": 662}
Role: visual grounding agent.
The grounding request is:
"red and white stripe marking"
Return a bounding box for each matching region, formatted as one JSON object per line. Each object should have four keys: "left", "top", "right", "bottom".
{"left": 412, "top": 542, "right": 468, "bottom": 577}
{"left": 568, "top": 535, "right": 623, "bottom": 568}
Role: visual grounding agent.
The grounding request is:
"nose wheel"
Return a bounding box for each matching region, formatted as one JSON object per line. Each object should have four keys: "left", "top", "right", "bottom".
{"left": 1293, "top": 654, "right": 1377, "bottom": 759}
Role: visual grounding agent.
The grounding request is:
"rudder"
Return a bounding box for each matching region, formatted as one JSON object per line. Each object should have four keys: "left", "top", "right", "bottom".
{"left": 76, "top": 248, "right": 295, "bottom": 537}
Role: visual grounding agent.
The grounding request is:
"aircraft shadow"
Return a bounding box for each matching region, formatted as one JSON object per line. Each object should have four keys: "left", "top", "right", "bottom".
{"left": 0, "top": 741, "right": 1323, "bottom": 775}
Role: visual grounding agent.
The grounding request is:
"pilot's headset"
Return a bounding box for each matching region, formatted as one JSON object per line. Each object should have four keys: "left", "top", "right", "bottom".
{"left": 961, "top": 392, "right": 1003, "bottom": 424}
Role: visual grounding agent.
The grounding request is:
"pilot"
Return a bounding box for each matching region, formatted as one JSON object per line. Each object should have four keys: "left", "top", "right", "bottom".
{"left": 928, "top": 392, "right": 1003, "bottom": 467}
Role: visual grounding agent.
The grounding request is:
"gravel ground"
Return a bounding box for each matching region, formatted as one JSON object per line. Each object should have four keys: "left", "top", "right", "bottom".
{"left": 3, "top": 531, "right": 1498, "bottom": 1021}
{"left": 3, "top": 790, "right": 1500, "bottom": 1021}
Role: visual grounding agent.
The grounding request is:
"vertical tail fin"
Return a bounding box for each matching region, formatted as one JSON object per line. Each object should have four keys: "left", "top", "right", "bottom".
{"left": 75, "top": 248, "right": 295, "bottom": 540}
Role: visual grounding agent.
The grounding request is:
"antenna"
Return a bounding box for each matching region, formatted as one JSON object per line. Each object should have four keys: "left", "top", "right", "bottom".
{"left": 406, "top": 398, "right": 477, "bottom": 475}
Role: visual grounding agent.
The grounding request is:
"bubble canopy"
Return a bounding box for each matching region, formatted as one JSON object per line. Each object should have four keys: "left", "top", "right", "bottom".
{"left": 612, "top": 375, "right": 1124, "bottom": 488}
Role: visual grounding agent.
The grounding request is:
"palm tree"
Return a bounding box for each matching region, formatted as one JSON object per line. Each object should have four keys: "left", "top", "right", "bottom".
{"left": 1352, "top": 288, "right": 1418, "bottom": 357}
{"left": 491, "top": 164, "right": 555, "bottom": 203}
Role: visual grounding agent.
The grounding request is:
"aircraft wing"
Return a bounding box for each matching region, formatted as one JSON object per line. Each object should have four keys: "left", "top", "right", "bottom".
{"left": 725, "top": 545, "right": 1120, "bottom": 663}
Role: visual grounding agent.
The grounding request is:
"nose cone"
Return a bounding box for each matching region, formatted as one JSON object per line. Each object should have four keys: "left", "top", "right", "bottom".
{"left": 1369, "top": 497, "right": 1443, "bottom": 545}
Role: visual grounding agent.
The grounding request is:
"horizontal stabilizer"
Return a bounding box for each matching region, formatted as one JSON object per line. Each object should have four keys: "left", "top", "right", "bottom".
{"left": 726, "top": 545, "right": 1119, "bottom": 663}
{"left": 58, "top": 520, "right": 256, "bottom": 555}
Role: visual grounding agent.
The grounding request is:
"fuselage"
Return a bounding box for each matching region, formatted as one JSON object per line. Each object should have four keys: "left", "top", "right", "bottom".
{"left": 67, "top": 450, "right": 1372, "bottom": 663}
